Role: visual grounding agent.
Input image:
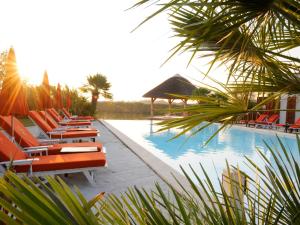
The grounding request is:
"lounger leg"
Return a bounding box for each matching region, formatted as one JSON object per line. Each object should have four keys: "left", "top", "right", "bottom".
{"left": 83, "top": 170, "right": 96, "bottom": 186}
{"left": 92, "top": 138, "right": 95, "bottom": 142}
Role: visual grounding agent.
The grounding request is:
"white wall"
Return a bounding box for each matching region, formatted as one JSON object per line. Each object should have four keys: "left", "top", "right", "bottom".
{"left": 279, "top": 94, "right": 288, "bottom": 124}
{"left": 295, "top": 94, "right": 300, "bottom": 122}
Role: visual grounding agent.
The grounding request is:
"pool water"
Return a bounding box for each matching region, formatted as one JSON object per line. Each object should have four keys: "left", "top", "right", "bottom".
{"left": 106, "top": 120, "right": 298, "bottom": 188}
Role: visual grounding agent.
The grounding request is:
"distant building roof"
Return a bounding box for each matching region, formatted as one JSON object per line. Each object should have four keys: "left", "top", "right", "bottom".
{"left": 143, "top": 74, "right": 196, "bottom": 99}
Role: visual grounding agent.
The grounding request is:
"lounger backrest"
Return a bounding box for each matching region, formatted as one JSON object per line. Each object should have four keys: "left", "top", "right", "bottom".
{"left": 256, "top": 114, "right": 268, "bottom": 122}
{"left": 295, "top": 118, "right": 300, "bottom": 125}
{"left": 39, "top": 111, "right": 59, "bottom": 129}
{"left": 46, "top": 109, "right": 61, "bottom": 123}
{"left": 0, "top": 131, "right": 27, "bottom": 161}
{"left": 0, "top": 116, "right": 40, "bottom": 148}
{"left": 62, "top": 108, "right": 72, "bottom": 118}
{"left": 268, "top": 114, "right": 279, "bottom": 123}
{"left": 29, "top": 111, "right": 53, "bottom": 133}
{"left": 51, "top": 108, "right": 63, "bottom": 120}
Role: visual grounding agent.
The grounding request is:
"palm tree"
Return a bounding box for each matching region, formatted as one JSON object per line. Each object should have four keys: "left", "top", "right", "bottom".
{"left": 80, "top": 73, "right": 112, "bottom": 114}
{"left": 133, "top": 0, "right": 300, "bottom": 137}
{"left": 0, "top": 2, "right": 299, "bottom": 224}
{"left": 192, "top": 87, "right": 211, "bottom": 104}
{"left": 0, "top": 50, "right": 7, "bottom": 85}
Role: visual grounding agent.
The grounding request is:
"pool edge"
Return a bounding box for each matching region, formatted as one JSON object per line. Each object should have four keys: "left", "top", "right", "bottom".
{"left": 100, "top": 119, "right": 197, "bottom": 195}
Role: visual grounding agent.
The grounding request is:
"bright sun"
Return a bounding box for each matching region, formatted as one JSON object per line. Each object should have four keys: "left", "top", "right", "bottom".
{"left": 17, "top": 53, "right": 47, "bottom": 85}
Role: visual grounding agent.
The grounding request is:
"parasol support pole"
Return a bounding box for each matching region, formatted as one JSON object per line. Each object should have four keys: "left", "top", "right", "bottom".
{"left": 150, "top": 98, "right": 156, "bottom": 117}
{"left": 168, "top": 99, "right": 174, "bottom": 115}
{"left": 11, "top": 114, "right": 15, "bottom": 142}
{"left": 182, "top": 99, "right": 188, "bottom": 116}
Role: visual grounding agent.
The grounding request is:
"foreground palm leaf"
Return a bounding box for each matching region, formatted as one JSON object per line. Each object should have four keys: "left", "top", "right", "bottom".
{"left": 0, "top": 173, "right": 104, "bottom": 225}
{"left": 133, "top": 0, "right": 300, "bottom": 136}
{"left": 99, "top": 135, "right": 300, "bottom": 224}
{"left": 0, "top": 136, "right": 299, "bottom": 224}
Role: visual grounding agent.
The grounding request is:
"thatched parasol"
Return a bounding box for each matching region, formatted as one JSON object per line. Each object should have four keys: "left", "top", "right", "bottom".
{"left": 143, "top": 74, "right": 196, "bottom": 116}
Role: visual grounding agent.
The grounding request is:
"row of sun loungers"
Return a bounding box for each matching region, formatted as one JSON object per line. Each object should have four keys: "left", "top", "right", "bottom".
{"left": 240, "top": 113, "right": 300, "bottom": 132}
{"left": 0, "top": 109, "right": 106, "bottom": 185}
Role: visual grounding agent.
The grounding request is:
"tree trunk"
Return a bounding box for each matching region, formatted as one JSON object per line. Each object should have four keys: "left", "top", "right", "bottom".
{"left": 91, "top": 94, "right": 99, "bottom": 114}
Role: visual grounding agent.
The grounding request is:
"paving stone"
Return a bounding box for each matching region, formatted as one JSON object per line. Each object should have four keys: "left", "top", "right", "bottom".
{"left": 29, "top": 120, "right": 170, "bottom": 200}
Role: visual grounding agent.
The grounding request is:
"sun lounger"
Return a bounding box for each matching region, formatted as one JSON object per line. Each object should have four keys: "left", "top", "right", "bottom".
{"left": 46, "top": 108, "right": 92, "bottom": 126}
{"left": 275, "top": 117, "right": 300, "bottom": 132}
{"left": 0, "top": 115, "right": 104, "bottom": 155}
{"left": 255, "top": 114, "right": 279, "bottom": 128}
{"left": 0, "top": 131, "right": 106, "bottom": 185}
{"left": 29, "top": 111, "right": 99, "bottom": 142}
{"left": 247, "top": 114, "right": 268, "bottom": 127}
{"left": 38, "top": 111, "right": 97, "bottom": 131}
{"left": 62, "top": 107, "right": 94, "bottom": 121}
{"left": 286, "top": 118, "right": 300, "bottom": 132}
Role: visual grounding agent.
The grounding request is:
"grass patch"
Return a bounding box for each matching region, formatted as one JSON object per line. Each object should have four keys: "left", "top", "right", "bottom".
{"left": 95, "top": 101, "right": 186, "bottom": 120}
{"left": 18, "top": 116, "right": 34, "bottom": 127}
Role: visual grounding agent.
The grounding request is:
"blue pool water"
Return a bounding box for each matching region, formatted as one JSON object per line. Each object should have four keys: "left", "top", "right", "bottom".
{"left": 107, "top": 120, "right": 299, "bottom": 187}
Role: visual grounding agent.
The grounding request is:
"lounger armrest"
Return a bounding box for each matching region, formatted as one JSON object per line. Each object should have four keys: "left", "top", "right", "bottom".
{"left": 53, "top": 127, "right": 71, "bottom": 131}
{"left": 48, "top": 130, "right": 66, "bottom": 134}
{"left": 59, "top": 119, "right": 71, "bottom": 124}
{"left": 24, "top": 146, "right": 50, "bottom": 150}
{"left": 25, "top": 148, "right": 48, "bottom": 153}
{"left": 25, "top": 149, "right": 49, "bottom": 156}
{"left": 0, "top": 158, "right": 39, "bottom": 166}
{"left": 39, "top": 139, "right": 60, "bottom": 144}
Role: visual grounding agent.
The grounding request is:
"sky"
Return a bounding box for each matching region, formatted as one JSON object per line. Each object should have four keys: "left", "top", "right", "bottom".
{"left": 0, "top": 0, "right": 226, "bottom": 101}
{"left": 0, "top": 0, "right": 298, "bottom": 101}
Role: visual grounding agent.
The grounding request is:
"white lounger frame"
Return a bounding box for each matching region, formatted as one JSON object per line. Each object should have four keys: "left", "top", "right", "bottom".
{"left": 61, "top": 109, "right": 94, "bottom": 122}
{"left": 58, "top": 121, "right": 91, "bottom": 128}
{"left": 29, "top": 116, "right": 99, "bottom": 143}
{"left": 0, "top": 147, "right": 107, "bottom": 185}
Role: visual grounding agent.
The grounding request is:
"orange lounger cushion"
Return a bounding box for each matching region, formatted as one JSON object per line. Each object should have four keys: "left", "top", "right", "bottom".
{"left": 39, "top": 111, "right": 95, "bottom": 131}
{"left": 0, "top": 116, "right": 102, "bottom": 153}
{"left": 0, "top": 116, "right": 40, "bottom": 148}
{"left": 46, "top": 108, "right": 62, "bottom": 123}
{"left": 49, "top": 130, "right": 98, "bottom": 139}
{"left": 53, "top": 109, "right": 92, "bottom": 123}
{"left": 14, "top": 152, "right": 106, "bottom": 173}
{"left": 71, "top": 116, "right": 94, "bottom": 121}
{"left": 48, "top": 142, "right": 103, "bottom": 154}
{"left": 0, "top": 131, "right": 28, "bottom": 161}
{"left": 256, "top": 114, "right": 279, "bottom": 125}
{"left": 60, "top": 121, "right": 91, "bottom": 126}
{"left": 46, "top": 109, "right": 91, "bottom": 126}
{"left": 29, "top": 111, "right": 53, "bottom": 133}
{"left": 0, "top": 131, "right": 106, "bottom": 176}
{"left": 62, "top": 108, "right": 94, "bottom": 121}
{"left": 289, "top": 125, "right": 300, "bottom": 129}
{"left": 29, "top": 111, "right": 98, "bottom": 138}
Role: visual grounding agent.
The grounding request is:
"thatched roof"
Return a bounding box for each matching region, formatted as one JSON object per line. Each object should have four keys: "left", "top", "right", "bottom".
{"left": 143, "top": 74, "right": 196, "bottom": 99}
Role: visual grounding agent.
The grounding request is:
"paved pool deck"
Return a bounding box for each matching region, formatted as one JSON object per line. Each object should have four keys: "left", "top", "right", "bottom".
{"left": 31, "top": 120, "right": 173, "bottom": 200}
{"left": 27, "top": 119, "right": 293, "bottom": 201}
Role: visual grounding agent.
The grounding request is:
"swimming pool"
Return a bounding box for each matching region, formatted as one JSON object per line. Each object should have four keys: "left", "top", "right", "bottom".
{"left": 106, "top": 120, "right": 298, "bottom": 188}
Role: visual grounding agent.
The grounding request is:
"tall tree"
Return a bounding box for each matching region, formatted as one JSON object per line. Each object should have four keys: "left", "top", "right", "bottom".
{"left": 192, "top": 87, "right": 211, "bottom": 104}
{"left": 134, "top": 0, "right": 300, "bottom": 137}
{"left": 80, "top": 73, "right": 112, "bottom": 113}
{"left": 0, "top": 50, "right": 7, "bottom": 86}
